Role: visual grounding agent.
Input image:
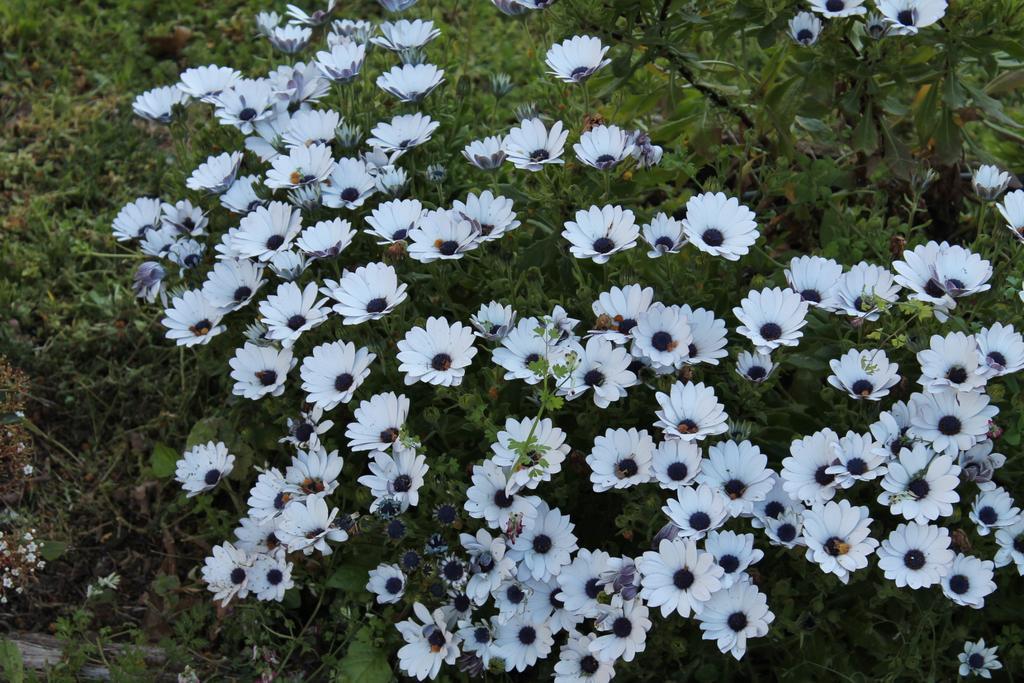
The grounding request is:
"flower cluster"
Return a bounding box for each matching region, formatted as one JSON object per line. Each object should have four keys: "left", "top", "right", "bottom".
{"left": 117, "top": 0, "right": 1020, "bottom": 678}
{"left": 0, "top": 523, "right": 45, "bottom": 605}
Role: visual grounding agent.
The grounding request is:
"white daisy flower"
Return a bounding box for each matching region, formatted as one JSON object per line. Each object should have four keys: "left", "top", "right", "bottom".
{"left": 972, "top": 165, "right": 1012, "bottom": 200}
{"left": 654, "top": 381, "right": 729, "bottom": 442}
{"left": 959, "top": 639, "right": 1003, "bottom": 678}
{"left": 994, "top": 517, "right": 1024, "bottom": 575}
{"left": 751, "top": 473, "right": 805, "bottom": 529}
{"left": 167, "top": 238, "right": 206, "bottom": 273}
{"left": 781, "top": 428, "right": 842, "bottom": 504}
{"left": 969, "top": 486, "right": 1020, "bottom": 536}
{"left": 245, "top": 466, "right": 291, "bottom": 520}
{"left": 201, "top": 542, "right": 252, "bottom": 606}
{"left": 249, "top": 551, "right": 293, "bottom": 602}
{"left": 366, "top": 113, "right": 439, "bottom": 152}
{"left": 377, "top": 63, "right": 445, "bottom": 102}
{"left": 557, "top": 549, "right": 613, "bottom": 618}
{"left": 132, "top": 85, "right": 188, "bottom": 123}
{"left": 321, "top": 157, "right": 376, "bottom": 210}
{"left": 808, "top": 0, "right": 866, "bottom": 16}
{"left": 268, "top": 24, "right": 312, "bottom": 53}
{"left": 358, "top": 445, "right": 429, "bottom": 514}
{"left": 284, "top": 446, "right": 344, "bottom": 498}
{"left": 366, "top": 198, "right": 424, "bottom": 244}
{"left": 276, "top": 494, "right": 348, "bottom": 556}
{"left": 545, "top": 35, "right": 611, "bottom": 83}
{"left": 503, "top": 118, "right": 568, "bottom": 171}
{"left": 268, "top": 62, "right": 330, "bottom": 108}
{"left": 231, "top": 201, "right": 302, "bottom": 262}
{"left": 908, "top": 390, "right": 998, "bottom": 455}
{"left": 975, "top": 322, "right": 1024, "bottom": 378}
{"left": 869, "top": 400, "right": 915, "bottom": 460}
{"left": 281, "top": 109, "right": 341, "bottom": 149}
{"left": 268, "top": 250, "right": 308, "bottom": 281}
{"left": 785, "top": 255, "right": 843, "bottom": 310}
{"left": 508, "top": 501, "right": 577, "bottom": 582}
{"left": 300, "top": 341, "right": 376, "bottom": 410}
{"left": 833, "top": 262, "right": 901, "bottom": 320}
{"left": 736, "top": 350, "right": 776, "bottom": 383}
{"left": 471, "top": 301, "right": 517, "bottom": 341}
{"left": 827, "top": 348, "right": 900, "bottom": 400}
{"left": 243, "top": 113, "right": 289, "bottom": 162}
{"left": 642, "top": 212, "right": 685, "bottom": 257}
{"left": 462, "top": 136, "right": 507, "bottom": 170}
{"left": 958, "top": 440, "right": 1006, "bottom": 492}
{"left": 175, "top": 441, "right": 235, "bottom": 498}
{"left": 452, "top": 190, "right": 521, "bottom": 241}
{"left": 524, "top": 576, "right": 580, "bottom": 635}
{"left": 492, "top": 577, "right": 531, "bottom": 618}
{"left": 638, "top": 538, "right": 723, "bottom": 617}
{"left": 561, "top": 204, "right": 640, "bottom": 262}
{"left": 586, "top": 428, "right": 654, "bottom": 492}
{"left": 294, "top": 218, "right": 354, "bottom": 260}
{"left": 132, "top": 262, "right": 166, "bottom": 303}
{"left": 788, "top": 11, "right": 823, "bottom": 45}
{"left": 281, "top": 405, "right": 334, "bottom": 451}
{"left": 397, "top": 316, "right": 477, "bottom": 386}
{"left": 826, "top": 430, "right": 886, "bottom": 486}
{"left": 892, "top": 241, "right": 955, "bottom": 315}
{"left": 877, "top": 522, "right": 954, "bottom": 589}
{"left": 395, "top": 603, "right": 458, "bottom": 681}
{"left": 494, "top": 614, "right": 554, "bottom": 672}
{"left": 321, "top": 263, "right": 408, "bottom": 325}
{"left": 367, "top": 563, "right": 406, "bottom": 604}
{"left": 493, "top": 317, "right": 559, "bottom": 385}
{"left": 465, "top": 461, "right": 539, "bottom": 532}
{"left": 186, "top": 151, "right": 243, "bottom": 194}
{"left": 265, "top": 143, "right": 335, "bottom": 191}
{"left": 462, "top": 529, "right": 515, "bottom": 604}
{"left": 221, "top": 174, "right": 264, "bottom": 215}
{"left": 213, "top": 79, "right": 276, "bottom": 133}
{"left": 698, "top": 440, "right": 774, "bottom": 516}
{"left": 877, "top": 443, "right": 961, "bottom": 523}
{"left": 562, "top": 337, "right": 636, "bottom": 408}
{"left": 229, "top": 343, "right": 293, "bottom": 400}
{"left": 314, "top": 42, "right": 367, "bottom": 82}
{"left": 706, "top": 530, "right": 763, "bottom": 588}
{"left": 234, "top": 515, "right": 280, "bottom": 554}
{"left": 345, "top": 391, "right": 409, "bottom": 452}
{"left": 408, "top": 209, "right": 479, "bottom": 262}
{"left": 160, "top": 199, "right": 207, "bottom": 238}
{"left": 258, "top": 281, "right": 331, "bottom": 348}
{"left": 763, "top": 509, "right": 804, "bottom": 549}
{"left": 372, "top": 19, "right": 440, "bottom": 51}
{"left": 801, "top": 499, "right": 877, "bottom": 584}
{"left": 590, "top": 598, "right": 651, "bottom": 663}
{"left": 590, "top": 284, "right": 655, "bottom": 344}
{"left": 682, "top": 191, "right": 759, "bottom": 261}
{"left": 680, "top": 305, "right": 728, "bottom": 366}
{"left": 878, "top": 0, "right": 947, "bottom": 35}
{"left": 942, "top": 554, "right": 996, "bottom": 609}
{"left": 999, "top": 189, "right": 1024, "bottom": 241}
{"left": 733, "top": 287, "right": 809, "bottom": 354}
{"left": 178, "top": 65, "right": 241, "bottom": 103}
{"left": 573, "top": 124, "right": 635, "bottom": 171}
{"left": 490, "top": 416, "right": 569, "bottom": 491}
{"left": 112, "top": 196, "right": 163, "bottom": 242}
{"left": 629, "top": 304, "right": 692, "bottom": 368}
{"left": 554, "top": 632, "right": 615, "bottom": 683}
{"left": 663, "top": 483, "right": 729, "bottom": 540}
{"left": 917, "top": 331, "right": 987, "bottom": 394}
{"left": 651, "top": 439, "right": 702, "bottom": 490}
{"left": 162, "top": 290, "right": 226, "bottom": 347}
{"left": 696, "top": 580, "right": 774, "bottom": 660}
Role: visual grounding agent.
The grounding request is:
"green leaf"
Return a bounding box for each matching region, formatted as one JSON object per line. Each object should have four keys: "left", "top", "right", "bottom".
{"left": 185, "top": 417, "right": 225, "bottom": 448}
{"left": 852, "top": 104, "right": 878, "bottom": 153}
{"left": 40, "top": 540, "right": 67, "bottom": 562}
{"left": 334, "top": 628, "right": 391, "bottom": 683}
{"left": 0, "top": 639, "right": 24, "bottom": 683}
{"left": 986, "top": 69, "right": 1024, "bottom": 95}
{"left": 150, "top": 442, "right": 178, "bottom": 478}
